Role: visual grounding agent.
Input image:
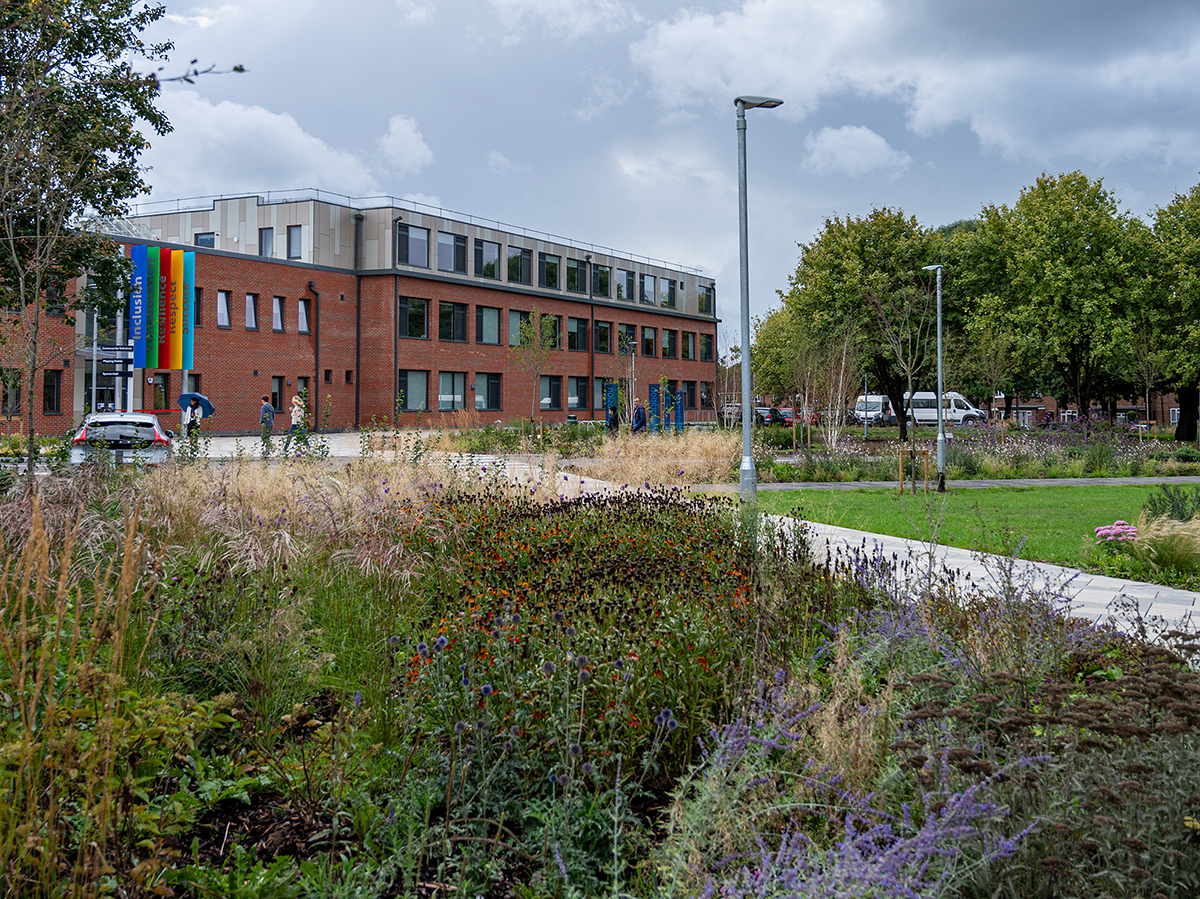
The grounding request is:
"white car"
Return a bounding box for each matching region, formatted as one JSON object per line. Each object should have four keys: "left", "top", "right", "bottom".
{"left": 69, "top": 412, "right": 174, "bottom": 465}
{"left": 903, "top": 392, "right": 987, "bottom": 426}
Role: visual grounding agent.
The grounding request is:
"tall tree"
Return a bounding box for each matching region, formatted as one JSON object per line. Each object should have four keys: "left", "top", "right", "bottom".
{"left": 779, "top": 207, "right": 943, "bottom": 441}
{"left": 960, "top": 172, "right": 1153, "bottom": 422}
{"left": 0, "top": 0, "right": 173, "bottom": 482}
{"left": 1152, "top": 182, "right": 1200, "bottom": 442}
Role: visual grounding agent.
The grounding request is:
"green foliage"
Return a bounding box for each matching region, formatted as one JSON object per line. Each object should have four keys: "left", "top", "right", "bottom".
{"left": 1143, "top": 483, "right": 1200, "bottom": 521}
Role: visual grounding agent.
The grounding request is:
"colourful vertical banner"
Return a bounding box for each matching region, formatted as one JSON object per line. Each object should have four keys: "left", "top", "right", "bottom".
{"left": 157, "top": 248, "right": 171, "bottom": 368}
{"left": 129, "top": 245, "right": 147, "bottom": 369}
{"left": 169, "top": 249, "right": 183, "bottom": 369}
{"left": 675, "top": 392, "right": 684, "bottom": 433}
{"left": 146, "top": 249, "right": 160, "bottom": 369}
{"left": 648, "top": 383, "right": 661, "bottom": 433}
{"left": 182, "top": 252, "right": 195, "bottom": 369}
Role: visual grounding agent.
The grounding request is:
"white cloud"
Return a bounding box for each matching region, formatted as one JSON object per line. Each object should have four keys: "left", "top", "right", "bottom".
{"left": 164, "top": 5, "right": 239, "bottom": 29}
{"left": 141, "top": 90, "right": 379, "bottom": 198}
{"left": 487, "top": 150, "right": 530, "bottom": 177}
{"left": 575, "top": 74, "right": 631, "bottom": 121}
{"left": 489, "top": 0, "right": 639, "bottom": 44}
{"left": 394, "top": 0, "right": 433, "bottom": 25}
{"left": 630, "top": 0, "right": 1200, "bottom": 168}
{"left": 804, "top": 125, "right": 910, "bottom": 177}
{"left": 376, "top": 115, "right": 435, "bottom": 176}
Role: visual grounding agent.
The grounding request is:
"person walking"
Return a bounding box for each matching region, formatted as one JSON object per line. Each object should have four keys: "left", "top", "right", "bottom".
{"left": 631, "top": 397, "right": 647, "bottom": 435}
{"left": 259, "top": 394, "right": 275, "bottom": 457}
{"left": 183, "top": 396, "right": 203, "bottom": 444}
{"left": 282, "top": 395, "right": 307, "bottom": 454}
{"left": 606, "top": 404, "right": 619, "bottom": 436}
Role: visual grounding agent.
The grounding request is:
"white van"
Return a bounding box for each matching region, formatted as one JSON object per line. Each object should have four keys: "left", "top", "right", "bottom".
{"left": 854, "top": 394, "right": 896, "bottom": 425}
{"left": 903, "top": 391, "right": 986, "bottom": 426}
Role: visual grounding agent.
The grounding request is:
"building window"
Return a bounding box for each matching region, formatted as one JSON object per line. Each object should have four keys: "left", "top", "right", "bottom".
{"left": 683, "top": 380, "right": 697, "bottom": 409}
{"left": 566, "top": 259, "right": 587, "bottom": 293}
{"left": 397, "top": 370, "right": 428, "bottom": 411}
{"left": 642, "top": 326, "right": 656, "bottom": 357}
{"left": 507, "top": 246, "right": 532, "bottom": 284}
{"left": 217, "top": 290, "right": 231, "bottom": 328}
{"left": 568, "top": 376, "right": 588, "bottom": 410}
{"left": 245, "top": 294, "right": 258, "bottom": 330}
{"left": 187, "top": 373, "right": 201, "bottom": 394}
{"left": 700, "top": 382, "right": 714, "bottom": 409}
{"left": 287, "top": 224, "right": 302, "bottom": 259}
{"left": 540, "top": 375, "right": 562, "bottom": 411}
{"left": 617, "top": 269, "right": 634, "bottom": 301}
{"left": 698, "top": 285, "right": 715, "bottom": 315}
{"left": 437, "top": 232, "right": 467, "bottom": 274}
{"left": 475, "top": 239, "right": 500, "bottom": 279}
{"left": 396, "top": 224, "right": 430, "bottom": 268}
{"left": 700, "top": 333, "right": 714, "bottom": 362}
{"left": 194, "top": 287, "right": 203, "bottom": 328}
{"left": 272, "top": 296, "right": 285, "bottom": 332}
{"left": 639, "top": 274, "right": 656, "bottom": 305}
{"left": 194, "top": 232, "right": 215, "bottom": 248}
{"left": 549, "top": 315, "right": 562, "bottom": 349}
{"left": 399, "top": 296, "right": 428, "bottom": 339}
{"left": 593, "top": 264, "right": 611, "bottom": 298}
{"left": 151, "top": 373, "right": 170, "bottom": 411}
{"left": 682, "top": 331, "right": 696, "bottom": 360}
{"left": 508, "top": 310, "right": 530, "bottom": 346}
{"left": 259, "top": 227, "right": 273, "bottom": 257}
{"left": 595, "top": 320, "right": 612, "bottom": 354}
{"left": 438, "top": 371, "right": 466, "bottom": 410}
{"left": 298, "top": 297, "right": 310, "bottom": 333}
{"left": 539, "top": 253, "right": 560, "bottom": 289}
{"left": 439, "top": 301, "right": 467, "bottom": 342}
{"left": 662, "top": 328, "right": 678, "bottom": 359}
{"left": 42, "top": 369, "right": 60, "bottom": 414}
{"left": 567, "top": 317, "right": 588, "bottom": 351}
{"left": 593, "top": 377, "right": 615, "bottom": 411}
{"left": 271, "top": 376, "right": 284, "bottom": 410}
{"left": 659, "top": 278, "right": 676, "bottom": 308}
{"left": 296, "top": 375, "right": 307, "bottom": 400}
{"left": 324, "top": 369, "right": 332, "bottom": 383}
{"left": 476, "top": 306, "right": 501, "bottom": 344}
{"left": 476, "top": 373, "right": 502, "bottom": 411}
{"left": 617, "top": 323, "right": 635, "bottom": 354}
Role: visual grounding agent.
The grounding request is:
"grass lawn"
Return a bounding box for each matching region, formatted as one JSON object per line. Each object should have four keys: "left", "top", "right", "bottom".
{"left": 758, "top": 484, "right": 1158, "bottom": 565}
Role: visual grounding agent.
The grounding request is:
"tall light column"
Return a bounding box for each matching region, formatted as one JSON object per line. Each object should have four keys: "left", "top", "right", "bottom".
{"left": 922, "top": 263, "right": 945, "bottom": 492}
{"left": 735, "top": 95, "right": 783, "bottom": 503}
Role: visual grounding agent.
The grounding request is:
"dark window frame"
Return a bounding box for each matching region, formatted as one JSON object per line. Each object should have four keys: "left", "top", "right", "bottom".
{"left": 245, "top": 293, "right": 258, "bottom": 331}
{"left": 700, "top": 333, "right": 714, "bottom": 362}
{"left": 476, "top": 372, "right": 502, "bottom": 411}
{"left": 396, "top": 224, "right": 430, "bottom": 268}
{"left": 476, "top": 305, "right": 502, "bottom": 344}
{"left": 398, "top": 296, "right": 429, "bottom": 339}
{"left": 397, "top": 369, "right": 429, "bottom": 411}
{"left": 540, "top": 374, "right": 562, "bottom": 411}
{"left": 567, "top": 317, "right": 588, "bottom": 351}
{"left": 438, "top": 301, "right": 468, "bottom": 342}
{"left": 568, "top": 375, "right": 589, "bottom": 410}
{"left": 538, "top": 252, "right": 561, "bottom": 290}
{"left": 259, "top": 227, "right": 274, "bottom": 257}
{"left": 475, "top": 239, "right": 501, "bottom": 279}
{"left": 298, "top": 297, "right": 310, "bottom": 334}
{"left": 194, "top": 232, "right": 215, "bottom": 248}
{"left": 507, "top": 246, "right": 532, "bottom": 284}
{"left": 287, "top": 224, "right": 302, "bottom": 259}
{"left": 216, "top": 290, "right": 231, "bottom": 329}
{"left": 437, "top": 232, "right": 468, "bottom": 274}
{"left": 641, "top": 325, "right": 657, "bottom": 357}
{"left": 595, "top": 320, "right": 612, "bottom": 354}
{"left": 272, "top": 296, "right": 285, "bottom": 333}
{"left": 42, "top": 369, "right": 61, "bottom": 414}
{"left": 565, "top": 259, "right": 587, "bottom": 293}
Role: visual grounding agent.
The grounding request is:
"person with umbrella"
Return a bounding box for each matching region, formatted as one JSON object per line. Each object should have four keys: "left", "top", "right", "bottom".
{"left": 178, "top": 392, "right": 215, "bottom": 445}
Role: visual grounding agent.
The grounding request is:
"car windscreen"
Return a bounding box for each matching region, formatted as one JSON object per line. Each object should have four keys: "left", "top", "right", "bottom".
{"left": 85, "top": 420, "right": 160, "bottom": 448}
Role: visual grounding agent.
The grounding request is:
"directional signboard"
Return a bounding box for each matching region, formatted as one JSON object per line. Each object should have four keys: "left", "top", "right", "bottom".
{"left": 101, "top": 370, "right": 134, "bottom": 378}
{"left": 98, "top": 344, "right": 133, "bottom": 355}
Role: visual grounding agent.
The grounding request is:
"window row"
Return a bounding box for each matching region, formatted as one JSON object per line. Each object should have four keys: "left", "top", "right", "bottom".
{"left": 393, "top": 370, "right": 715, "bottom": 413}
{"left": 194, "top": 225, "right": 304, "bottom": 261}
{"left": 397, "top": 296, "right": 714, "bottom": 360}
{"left": 215, "top": 291, "right": 311, "bottom": 334}
{"left": 396, "top": 225, "right": 715, "bottom": 311}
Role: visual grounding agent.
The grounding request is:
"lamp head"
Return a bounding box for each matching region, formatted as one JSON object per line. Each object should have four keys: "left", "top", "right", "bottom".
{"left": 921, "top": 264, "right": 942, "bottom": 272}
{"left": 735, "top": 96, "right": 784, "bottom": 110}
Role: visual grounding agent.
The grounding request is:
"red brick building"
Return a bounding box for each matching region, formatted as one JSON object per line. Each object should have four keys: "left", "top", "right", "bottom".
{"left": 75, "top": 192, "right": 721, "bottom": 433}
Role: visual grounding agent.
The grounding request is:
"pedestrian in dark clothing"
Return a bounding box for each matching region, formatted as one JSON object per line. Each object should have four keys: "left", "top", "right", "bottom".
{"left": 631, "top": 398, "right": 647, "bottom": 434}
{"left": 183, "top": 396, "right": 203, "bottom": 441}
{"left": 260, "top": 395, "right": 275, "bottom": 457}
{"left": 606, "top": 405, "right": 619, "bottom": 435}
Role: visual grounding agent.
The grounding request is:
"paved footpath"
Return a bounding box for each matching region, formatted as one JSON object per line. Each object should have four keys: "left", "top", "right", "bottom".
{"left": 199, "top": 436, "right": 1198, "bottom": 629}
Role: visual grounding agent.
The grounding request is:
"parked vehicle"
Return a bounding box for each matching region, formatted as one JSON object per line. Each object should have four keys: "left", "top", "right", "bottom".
{"left": 902, "top": 391, "right": 987, "bottom": 426}
{"left": 778, "top": 407, "right": 794, "bottom": 425}
{"left": 854, "top": 395, "right": 897, "bottom": 426}
{"left": 69, "top": 412, "right": 173, "bottom": 465}
{"left": 756, "top": 407, "right": 788, "bottom": 427}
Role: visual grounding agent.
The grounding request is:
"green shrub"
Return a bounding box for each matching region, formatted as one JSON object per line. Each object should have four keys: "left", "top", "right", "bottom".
{"left": 1143, "top": 483, "right": 1200, "bottom": 521}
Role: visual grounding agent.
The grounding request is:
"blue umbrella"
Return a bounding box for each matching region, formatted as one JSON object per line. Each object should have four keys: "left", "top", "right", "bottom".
{"left": 178, "top": 393, "right": 215, "bottom": 417}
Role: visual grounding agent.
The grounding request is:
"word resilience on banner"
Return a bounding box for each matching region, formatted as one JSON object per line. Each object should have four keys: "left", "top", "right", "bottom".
{"left": 126, "top": 245, "right": 196, "bottom": 371}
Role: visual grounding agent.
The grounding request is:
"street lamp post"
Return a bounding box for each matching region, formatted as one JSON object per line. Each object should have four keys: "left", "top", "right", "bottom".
{"left": 922, "top": 263, "right": 945, "bottom": 492}
{"left": 735, "top": 95, "right": 783, "bottom": 504}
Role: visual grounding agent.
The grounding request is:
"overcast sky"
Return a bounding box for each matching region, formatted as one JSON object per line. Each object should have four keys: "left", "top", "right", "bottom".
{"left": 136, "top": 0, "right": 1200, "bottom": 345}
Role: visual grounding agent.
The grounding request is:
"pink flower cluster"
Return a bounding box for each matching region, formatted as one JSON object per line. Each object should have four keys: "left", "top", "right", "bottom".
{"left": 1094, "top": 520, "right": 1138, "bottom": 544}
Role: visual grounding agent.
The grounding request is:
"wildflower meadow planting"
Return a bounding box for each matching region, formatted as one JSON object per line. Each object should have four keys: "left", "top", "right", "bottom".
{"left": 1, "top": 447, "right": 1199, "bottom": 898}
